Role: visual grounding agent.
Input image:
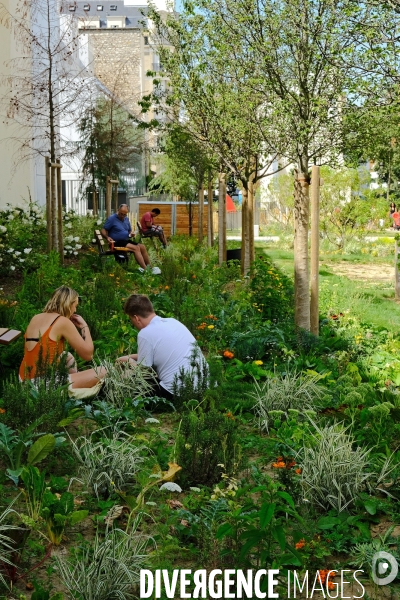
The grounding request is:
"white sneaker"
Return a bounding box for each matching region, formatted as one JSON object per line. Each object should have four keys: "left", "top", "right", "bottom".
{"left": 138, "top": 267, "right": 145, "bottom": 273}
{"left": 151, "top": 267, "right": 161, "bottom": 275}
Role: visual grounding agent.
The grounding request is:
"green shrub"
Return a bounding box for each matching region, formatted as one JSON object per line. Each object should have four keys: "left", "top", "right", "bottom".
{"left": 56, "top": 518, "right": 151, "bottom": 600}
{"left": 250, "top": 255, "right": 293, "bottom": 322}
{"left": 171, "top": 346, "right": 210, "bottom": 410}
{"left": 69, "top": 431, "right": 146, "bottom": 499}
{"left": 175, "top": 407, "right": 241, "bottom": 487}
{"left": 0, "top": 353, "right": 69, "bottom": 433}
{"left": 299, "top": 422, "right": 372, "bottom": 512}
{"left": 252, "top": 371, "right": 326, "bottom": 432}
{"left": 0, "top": 202, "right": 47, "bottom": 275}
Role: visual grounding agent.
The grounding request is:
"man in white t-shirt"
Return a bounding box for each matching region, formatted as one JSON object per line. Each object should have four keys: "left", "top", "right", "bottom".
{"left": 119, "top": 294, "right": 206, "bottom": 400}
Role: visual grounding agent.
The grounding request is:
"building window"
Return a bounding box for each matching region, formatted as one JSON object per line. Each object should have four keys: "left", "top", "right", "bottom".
{"left": 83, "top": 3, "right": 90, "bottom": 10}
{"left": 97, "top": 5, "right": 103, "bottom": 10}
{"left": 68, "top": 5, "right": 76, "bottom": 11}
{"left": 110, "top": 4, "right": 117, "bottom": 9}
{"left": 144, "top": 36, "right": 149, "bottom": 45}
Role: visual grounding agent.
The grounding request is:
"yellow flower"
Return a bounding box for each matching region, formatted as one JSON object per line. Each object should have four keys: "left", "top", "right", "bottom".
{"left": 207, "top": 325, "right": 215, "bottom": 330}
{"left": 253, "top": 360, "right": 263, "bottom": 366}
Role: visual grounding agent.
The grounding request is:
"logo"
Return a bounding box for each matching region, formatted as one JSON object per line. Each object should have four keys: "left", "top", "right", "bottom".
{"left": 371, "top": 551, "right": 398, "bottom": 586}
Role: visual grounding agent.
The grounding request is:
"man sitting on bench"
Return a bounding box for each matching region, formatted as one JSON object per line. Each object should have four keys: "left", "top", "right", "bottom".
{"left": 140, "top": 208, "right": 168, "bottom": 248}
{"left": 102, "top": 204, "right": 161, "bottom": 275}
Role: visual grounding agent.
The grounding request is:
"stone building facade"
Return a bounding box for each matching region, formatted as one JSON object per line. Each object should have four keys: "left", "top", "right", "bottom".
{"left": 84, "top": 29, "right": 143, "bottom": 117}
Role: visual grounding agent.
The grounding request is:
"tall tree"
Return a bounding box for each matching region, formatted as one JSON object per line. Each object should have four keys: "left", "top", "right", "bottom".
{"left": 146, "top": 2, "right": 286, "bottom": 272}
{"left": 0, "top": 0, "right": 94, "bottom": 251}
{"left": 183, "top": 0, "right": 396, "bottom": 328}
{"left": 78, "top": 96, "right": 145, "bottom": 206}
{"left": 0, "top": 0, "right": 92, "bottom": 166}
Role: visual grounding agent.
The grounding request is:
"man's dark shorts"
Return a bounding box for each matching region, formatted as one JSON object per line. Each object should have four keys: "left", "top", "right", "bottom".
{"left": 114, "top": 239, "right": 138, "bottom": 247}
{"left": 150, "top": 381, "right": 174, "bottom": 401}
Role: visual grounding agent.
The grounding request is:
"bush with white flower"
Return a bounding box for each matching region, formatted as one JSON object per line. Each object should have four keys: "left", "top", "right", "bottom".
{"left": 0, "top": 201, "right": 47, "bottom": 274}
{"left": 0, "top": 202, "right": 100, "bottom": 273}
{"left": 62, "top": 209, "right": 99, "bottom": 256}
{"left": 64, "top": 234, "right": 83, "bottom": 257}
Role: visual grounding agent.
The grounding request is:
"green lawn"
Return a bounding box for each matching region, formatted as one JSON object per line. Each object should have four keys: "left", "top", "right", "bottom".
{"left": 257, "top": 243, "right": 400, "bottom": 332}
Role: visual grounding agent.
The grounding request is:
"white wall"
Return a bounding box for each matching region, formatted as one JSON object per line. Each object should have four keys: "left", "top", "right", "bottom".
{"left": 0, "top": 0, "right": 37, "bottom": 209}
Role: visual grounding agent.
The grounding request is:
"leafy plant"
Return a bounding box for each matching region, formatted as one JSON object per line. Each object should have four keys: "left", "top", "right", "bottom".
{"left": 252, "top": 371, "right": 327, "bottom": 432}
{"left": 0, "top": 503, "right": 20, "bottom": 589}
{"left": 299, "top": 422, "right": 372, "bottom": 512}
{"left": 0, "top": 423, "right": 60, "bottom": 484}
{"left": 175, "top": 407, "right": 242, "bottom": 487}
{"left": 172, "top": 346, "right": 210, "bottom": 409}
{"left": 228, "top": 322, "right": 286, "bottom": 362}
{"left": 96, "top": 359, "right": 156, "bottom": 409}
{"left": 69, "top": 431, "right": 146, "bottom": 499}
{"left": 41, "top": 491, "right": 88, "bottom": 546}
{"left": 250, "top": 256, "right": 294, "bottom": 322}
{"left": 1, "top": 351, "right": 70, "bottom": 433}
{"left": 215, "top": 476, "right": 303, "bottom": 575}
{"left": 20, "top": 466, "right": 46, "bottom": 524}
{"left": 55, "top": 517, "right": 151, "bottom": 600}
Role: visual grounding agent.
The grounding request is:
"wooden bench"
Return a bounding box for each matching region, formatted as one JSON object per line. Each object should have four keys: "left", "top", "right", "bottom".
{"left": 0, "top": 327, "right": 22, "bottom": 345}
{"left": 94, "top": 230, "right": 133, "bottom": 265}
{"left": 136, "top": 222, "right": 162, "bottom": 250}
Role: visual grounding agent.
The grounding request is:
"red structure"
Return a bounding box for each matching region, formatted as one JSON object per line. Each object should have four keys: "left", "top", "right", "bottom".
{"left": 226, "top": 194, "right": 236, "bottom": 212}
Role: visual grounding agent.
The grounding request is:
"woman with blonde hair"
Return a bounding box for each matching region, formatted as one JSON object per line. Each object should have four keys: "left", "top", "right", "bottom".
{"left": 19, "top": 285, "right": 106, "bottom": 389}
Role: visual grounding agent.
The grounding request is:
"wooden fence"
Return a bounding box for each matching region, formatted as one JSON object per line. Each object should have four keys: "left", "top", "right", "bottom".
{"left": 134, "top": 201, "right": 209, "bottom": 237}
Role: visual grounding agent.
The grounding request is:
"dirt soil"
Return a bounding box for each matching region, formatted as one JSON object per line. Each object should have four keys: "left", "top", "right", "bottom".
{"left": 323, "top": 261, "right": 394, "bottom": 284}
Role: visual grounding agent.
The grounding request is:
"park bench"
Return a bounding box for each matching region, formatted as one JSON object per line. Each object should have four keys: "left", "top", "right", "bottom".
{"left": 0, "top": 327, "right": 22, "bottom": 345}
{"left": 94, "top": 229, "right": 132, "bottom": 264}
{"left": 136, "top": 221, "right": 161, "bottom": 250}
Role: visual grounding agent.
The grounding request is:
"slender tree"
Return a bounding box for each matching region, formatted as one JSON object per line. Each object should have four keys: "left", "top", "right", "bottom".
{"left": 0, "top": 0, "right": 94, "bottom": 250}
{"left": 146, "top": 3, "right": 286, "bottom": 273}
{"left": 78, "top": 96, "right": 145, "bottom": 209}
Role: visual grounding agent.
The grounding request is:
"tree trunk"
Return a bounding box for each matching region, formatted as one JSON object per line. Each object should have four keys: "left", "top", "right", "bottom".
{"left": 105, "top": 176, "right": 111, "bottom": 217}
{"left": 45, "top": 157, "right": 51, "bottom": 252}
{"left": 241, "top": 184, "right": 250, "bottom": 275}
{"left": 207, "top": 171, "right": 214, "bottom": 247}
{"left": 56, "top": 162, "right": 63, "bottom": 265}
{"left": 51, "top": 166, "right": 57, "bottom": 251}
{"left": 218, "top": 172, "right": 227, "bottom": 265}
{"left": 92, "top": 189, "right": 98, "bottom": 217}
{"left": 113, "top": 183, "right": 118, "bottom": 213}
{"left": 294, "top": 168, "right": 310, "bottom": 330}
{"left": 387, "top": 154, "right": 391, "bottom": 204}
{"left": 249, "top": 174, "right": 255, "bottom": 265}
{"left": 188, "top": 199, "right": 192, "bottom": 236}
{"left": 310, "top": 165, "right": 320, "bottom": 335}
{"left": 47, "top": 0, "right": 57, "bottom": 251}
{"left": 198, "top": 180, "right": 204, "bottom": 243}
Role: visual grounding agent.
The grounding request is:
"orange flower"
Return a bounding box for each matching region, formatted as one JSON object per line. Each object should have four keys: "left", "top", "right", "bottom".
{"left": 0, "top": 408, "right": 5, "bottom": 414}
{"left": 317, "top": 570, "right": 337, "bottom": 586}
{"left": 225, "top": 411, "right": 235, "bottom": 420}
{"left": 192, "top": 275, "right": 196, "bottom": 279}
{"left": 223, "top": 350, "right": 234, "bottom": 359}
{"left": 295, "top": 468, "right": 302, "bottom": 475}
{"left": 272, "top": 461, "right": 286, "bottom": 468}
{"left": 295, "top": 539, "right": 305, "bottom": 550}
{"left": 287, "top": 460, "right": 296, "bottom": 468}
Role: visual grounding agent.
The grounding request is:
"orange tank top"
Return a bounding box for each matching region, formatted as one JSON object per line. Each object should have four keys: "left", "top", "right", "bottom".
{"left": 19, "top": 315, "right": 65, "bottom": 380}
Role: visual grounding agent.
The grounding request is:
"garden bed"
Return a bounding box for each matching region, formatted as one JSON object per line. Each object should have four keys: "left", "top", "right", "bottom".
{"left": 0, "top": 225, "right": 399, "bottom": 599}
